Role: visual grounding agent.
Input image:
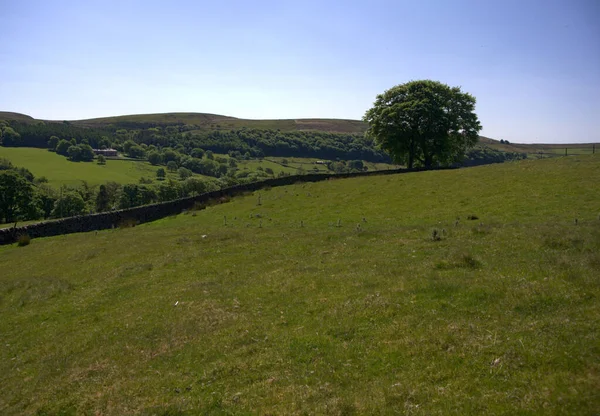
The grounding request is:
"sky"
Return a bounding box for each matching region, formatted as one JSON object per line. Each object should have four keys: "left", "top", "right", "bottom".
{"left": 1, "top": 0, "right": 599, "bottom": 143}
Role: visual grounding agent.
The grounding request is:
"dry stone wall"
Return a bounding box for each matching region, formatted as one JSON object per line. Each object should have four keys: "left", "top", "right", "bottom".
{"left": 0, "top": 166, "right": 438, "bottom": 245}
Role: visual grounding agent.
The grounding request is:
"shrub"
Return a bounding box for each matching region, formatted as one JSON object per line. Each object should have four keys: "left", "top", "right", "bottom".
{"left": 457, "top": 253, "right": 482, "bottom": 269}
{"left": 17, "top": 234, "right": 31, "bottom": 247}
{"left": 118, "top": 218, "right": 138, "bottom": 229}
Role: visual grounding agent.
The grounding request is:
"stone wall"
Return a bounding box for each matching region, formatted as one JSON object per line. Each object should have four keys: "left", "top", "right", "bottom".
{"left": 0, "top": 166, "right": 439, "bottom": 245}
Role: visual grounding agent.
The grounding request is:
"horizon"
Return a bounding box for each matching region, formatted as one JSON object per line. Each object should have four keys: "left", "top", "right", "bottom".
{"left": 2, "top": 0, "right": 599, "bottom": 144}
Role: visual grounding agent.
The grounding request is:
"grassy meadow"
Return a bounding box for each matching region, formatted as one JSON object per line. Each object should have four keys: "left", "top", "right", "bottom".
{"left": 479, "top": 137, "right": 598, "bottom": 157}
{"left": 0, "top": 147, "right": 398, "bottom": 190}
{"left": 0, "top": 155, "right": 599, "bottom": 415}
{"left": 0, "top": 147, "right": 196, "bottom": 187}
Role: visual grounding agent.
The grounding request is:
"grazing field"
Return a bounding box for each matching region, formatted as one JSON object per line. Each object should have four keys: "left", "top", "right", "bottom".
{"left": 0, "top": 156, "right": 599, "bottom": 415}
{"left": 0, "top": 147, "right": 191, "bottom": 187}
{"left": 479, "top": 137, "right": 598, "bottom": 156}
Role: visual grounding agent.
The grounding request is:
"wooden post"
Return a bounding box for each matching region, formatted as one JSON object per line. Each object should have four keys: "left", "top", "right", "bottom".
{"left": 565, "top": 148, "right": 568, "bottom": 156}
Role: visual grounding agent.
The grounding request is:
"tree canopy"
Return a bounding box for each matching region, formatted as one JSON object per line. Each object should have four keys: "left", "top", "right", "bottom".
{"left": 0, "top": 171, "right": 37, "bottom": 223}
{"left": 363, "top": 80, "right": 481, "bottom": 168}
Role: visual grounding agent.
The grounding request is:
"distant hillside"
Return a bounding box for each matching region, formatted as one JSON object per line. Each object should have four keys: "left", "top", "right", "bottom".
{"left": 2, "top": 111, "right": 596, "bottom": 155}
{"left": 72, "top": 113, "right": 368, "bottom": 134}
{"left": 0, "top": 111, "right": 367, "bottom": 134}
{"left": 0, "top": 112, "right": 35, "bottom": 122}
{"left": 479, "top": 136, "right": 597, "bottom": 155}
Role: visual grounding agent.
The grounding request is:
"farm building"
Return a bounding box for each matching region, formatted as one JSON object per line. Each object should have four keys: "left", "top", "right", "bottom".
{"left": 93, "top": 148, "right": 118, "bottom": 157}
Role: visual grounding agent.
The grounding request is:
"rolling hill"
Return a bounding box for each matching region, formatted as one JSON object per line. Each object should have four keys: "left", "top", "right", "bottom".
{"left": 1, "top": 155, "right": 598, "bottom": 414}
{"left": 2, "top": 111, "right": 597, "bottom": 157}
{"left": 0, "top": 111, "right": 368, "bottom": 134}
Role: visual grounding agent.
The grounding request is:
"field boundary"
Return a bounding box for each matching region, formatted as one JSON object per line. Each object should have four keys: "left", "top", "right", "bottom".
{"left": 0, "top": 166, "right": 448, "bottom": 245}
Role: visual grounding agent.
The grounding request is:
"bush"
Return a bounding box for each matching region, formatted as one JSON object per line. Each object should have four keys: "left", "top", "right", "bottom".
{"left": 17, "top": 234, "right": 31, "bottom": 247}
{"left": 118, "top": 218, "right": 138, "bottom": 229}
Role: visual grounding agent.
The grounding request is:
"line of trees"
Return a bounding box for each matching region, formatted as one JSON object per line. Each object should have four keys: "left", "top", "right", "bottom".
{"left": 0, "top": 157, "right": 229, "bottom": 224}
{"left": 2, "top": 120, "right": 391, "bottom": 163}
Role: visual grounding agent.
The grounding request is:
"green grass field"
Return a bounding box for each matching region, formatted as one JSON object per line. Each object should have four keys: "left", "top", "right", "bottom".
{"left": 1, "top": 155, "right": 599, "bottom": 415}
{"left": 0, "top": 147, "right": 191, "bottom": 187}
{"left": 479, "top": 137, "right": 598, "bottom": 156}
{"left": 0, "top": 147, "right": 398, "bottom": 190}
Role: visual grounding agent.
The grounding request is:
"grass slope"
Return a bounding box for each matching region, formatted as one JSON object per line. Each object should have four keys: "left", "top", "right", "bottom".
{"left": 0, "top": 111, "right": 367, "bottom": 134}
{"left": 0, "top": 147, "right": 186, "bottom": 187}
{"left": 72, "top": 114, "right": 368, "bottom": 134}
{"left": 0, "top": 147, "right": 398, "bottom": 189}
{"left": 1, "top": 156, "right": 599, "bottom": 415}
{"left": 0, "top": 111, "right": 35, "bottom": 122}
{"left": 479, "top": 137, "right": 598, "bottom": 156}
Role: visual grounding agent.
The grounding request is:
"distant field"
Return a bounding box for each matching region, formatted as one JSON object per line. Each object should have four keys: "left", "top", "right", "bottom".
{"left": 0, "top": 147, "right": 184, "bottom": 187}
{"left": 479, "top": 136, "right": 598, "bottom": 156}
{"left": 1, "top": 155, "right": 598, "bottom": 414}
{"left": 0, "top": 147, "right": 398, "bottom": 189}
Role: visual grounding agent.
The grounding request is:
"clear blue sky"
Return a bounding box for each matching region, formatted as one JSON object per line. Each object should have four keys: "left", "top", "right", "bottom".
{"left": 1, "top": 0, "right": 599, "bottom": 143}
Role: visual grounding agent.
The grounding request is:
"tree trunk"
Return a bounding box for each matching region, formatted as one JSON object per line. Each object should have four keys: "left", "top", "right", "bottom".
{"left": 408, "top": 138, "right": 415, "bottom": 169}
{"left": 424, "top": 153, "right": 433, "bottom": 169}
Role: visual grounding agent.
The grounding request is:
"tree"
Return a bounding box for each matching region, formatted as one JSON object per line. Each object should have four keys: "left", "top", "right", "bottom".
{"left": 79, "top": 144, "right": 95, "bottom": 161}
{"left": 127, "top": 144, "right": 145, "bottom": 159}
{"left": 191, "top": 148, "right": 205, "bottom": 159}
{"left": 67, "top": 145, "right": 82, "bottom": 161}
{"left": 35, "top": 184, "right": 57, "bottom": 219}
{"left": 156, "top": 167, "right": 166, "bottom": 180}
{"left": 118, "top": 184, "right": 156, "bottom": 209}
{"left": 158, "top": 181, "right": 180, "bottom": 202}
{"left": 348, "top": 160, "right": 365, "bottom": 171}
{"left": 167, "top": 160, "right": 178, "bottom": 172}
{"left": 1, "top": 126, "right": 22, "bottom": 147}
{"left": 98, "top": 136, "right": 112, "bottom": 149}
{"left": 56, "top": 139, "right": 71, "bottom": 156}
{"left": 182, "top": 177, "right": 207, "bottom": 196}
{"left": 0, "top": 171, "right": 39, "bottom": 223}
{"left": 162, "top": 149, "right": 180, "bottom": 164}
{"left": 48, "top": 136, "right": 60, "bottom": 150}
{"left": 97, "top": 154, "right": 106, "bottom": 165}
{"left": 363, "top": 80, "right": 481, "bottom": 168}
{"left": 51, "top": 191, "right": 86, "bottom": 218}
{"left": 147, "top": 151, "right": 162, "bottom": 165}
{"left": 96, "top": 184, "right": 110, "bottom": 212}
{"left": 178, "top": 167, "right": 192, "bottom": 180}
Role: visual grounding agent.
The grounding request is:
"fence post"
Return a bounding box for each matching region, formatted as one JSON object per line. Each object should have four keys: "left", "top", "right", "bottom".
{"left": 565, "top": 148, "right": 567, "bottom": 156}
{"left": 594, "top": 144, "right": 596, "bottom": 154}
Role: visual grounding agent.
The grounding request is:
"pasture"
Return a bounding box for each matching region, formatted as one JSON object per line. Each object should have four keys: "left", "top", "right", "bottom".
{"left": 0, "top": 155, "right": 598, "bottom": 415}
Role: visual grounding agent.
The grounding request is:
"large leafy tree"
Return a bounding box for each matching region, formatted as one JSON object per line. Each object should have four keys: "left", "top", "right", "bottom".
{"left": 0, "top": 171, "right": 39, "bottom": 223}
{"left": 363, "top": 80, "right": 481, "bottom": 168}
{"left": 51, "top": 191, "right": 86, "bottom": 218}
